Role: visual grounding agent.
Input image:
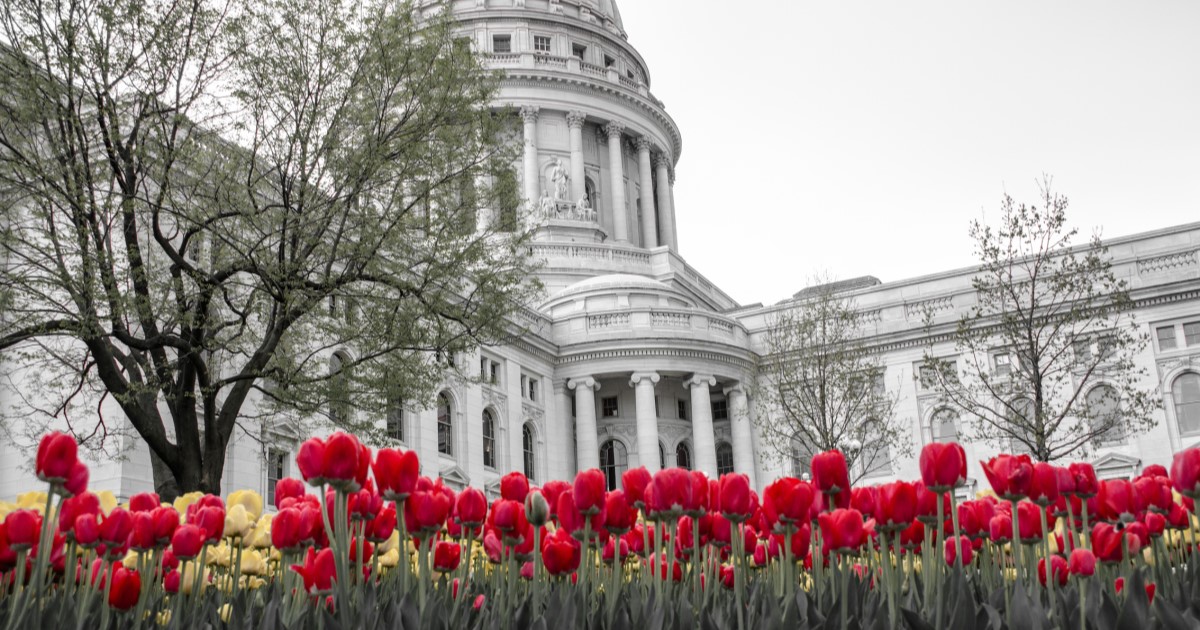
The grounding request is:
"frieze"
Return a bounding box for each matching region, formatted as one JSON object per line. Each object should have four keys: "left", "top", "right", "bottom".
{"left": 1137, "top": 250, "right": 1198, "bottom": 275}
{"left": 555, "top": 347, "right": 755, "bottom": 371}
{"left": 522, "top": 400, "right": 545, "bottom": 421}
{"left": 1156, "top": 354, "right": 1200, "bottom": 379}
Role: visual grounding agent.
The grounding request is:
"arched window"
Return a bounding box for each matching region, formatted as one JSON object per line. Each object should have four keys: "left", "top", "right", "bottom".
{"left": 1086, "top": 385, "right": 1124, "bottom": 446}
{"left": 659, "top": 442, "right": 666, "bottom": 470}
{"left": 437, "top": 393, "right": 453, "bottom": 456}
{"left": 930, "top": 408, "right": 958, "bottom": 443}
{"left": 716, "top": 443, "right": 734, "bottom": 476}
{"left": 1174, "top": 373, "right": 1200, "bottom": 436}
{"left": 599, "top": 440, "right": 628, "bottom": 490}
{"left": 482, "top": 409, "right": 496, "bottom": 468}
{"left": 584, "top": 176, "right": 597, "bottom": 211}
{"left": 676, "top": 442, "right": 691, "bottom": 470}
{"left": 523, "top": 424, "right": 536, "bottom": 481}
{"left": 329, "top": 351, "right": 352, "bottom": 424}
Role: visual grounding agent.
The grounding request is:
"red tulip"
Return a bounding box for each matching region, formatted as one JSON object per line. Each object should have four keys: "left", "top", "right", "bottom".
{"left": 1055, "top": 467, "right": 1077, "bottom": 497}
{"left": 944, "top": 535, "right": 973, "bottom": 566}
{"left": 648, "top": 468, "right": 693, "bottom": 517}
{"left": 275, "top": 478, "right": 306, "bottom": 509}
{"left": 1038, "top": 555, "right": 1068, "bottom": 587}
{"left": 604, "top": 490, "right": 637, "bottom": 535}
{"left": 404, "top": 490, "right": 452, "bottom": 535}
{"left": 271, "top": 507, "right": 304, "bottom": 552}
{"left": 1068, "top": 548, "right": 1096, "bottom": 576}
{"left": 811, "top": 450, "right": 851, "bottom": 497}
{"left": 1171, "top": 449, "right": 1200, "bottom": 499}
{"left": 1092, "top": 522, "right": 1140, "bottom": 563}
{"left": 1142, "top": 464, "right": 1168, "bottom": 479}
{"left": 981, "top": 454, "right": 1033, "bottom": 500}
{"left": 719, "top": 564, "right": 735, "bottom": 589}
{"left": 876, "top": 481, "right": 918, "bottom": 532}
{"left": 1145, "top": 512, "right": 1166, "bottom": 538}
{"left": 74, "top": 514, "right": 100, "bottom": 548}
{"left": 493, "top": 500, "right": 526, "bottom": 537}
{"left": 542, "top": 528, "right": 581, "bottom": 576}
{"left": 36, "top": 432, "right": 79, "bottom": 484}
{"left": 621, "top": 467, "right": 652, "bottom": 508}
{"left": 63, "top": 461, "right": 88, "bottom": 497}
{"left": 818, "top": 508, "right": 865, "bottom": 554}
{"left": 151, "top": 507, "right": 179, "bottom": 544}
{"left": 99, "top": 508, "right": 133, "bottom": 547}
{"left": 1017, "top": 501, "right": 1046, "bottom": 542}
{"left": 107, "top": 566, "right": 141, "bottom": 610}
{"left": 920, "top": 442, "right": 967, "bottom": 492}
{"left": 1098, "top": 479, "right": 1139, "bottom": 522}
{"left": 434, "top": 540, "right": 462, "bottom": 572}
{"left": 573, "top": 469, "right": 607, "bottom": 516}
{"left": 540, "top": 480, "right": 571, "bottom": 520}
{"left": 753, "top": 542, "right": 767, "bottom": 567}
{"left": 899, "top": 520, "right": 925, "bottom": 550}
{"left": 366, "top": 505, "right": 397, "bottom": 542}
{"left": 687, "top": 471, "right": 710, "bottom": 515}
{"left": 128, "top": 512, "right": 157, "bottom": 551}
{"left": 456, "top": 487, "right": 488, "bottom": 527}
{"left": 127, "top": 492, "right": 159, "bottom": 513}
{"left": 602, "top": 536, "right": 629, "bottom": 564}
{"left": 762, "top": 477, "right": 815, "bottom": 526}
{"left": 719, "top": 474, "right": 753, "bottom": 521}
{"left": 1135, "top": 476, "right": 1173, "bottom": 513}
{"left": 171, "top": 524, "right": 206, "bottom": 560}
{"left": 769, "top": 523, "right": 812, "bottom": 559}
{"left": 988, "top": 514, "right": 1012, "bottom": 544}
{"left": 850, "top": 487, "right": 878, "bottom": 520}
{"left": 5, "top": 510, "right": 40, "bottom": 551}
{"left": 292, "top": 547, "right": 337, "bottom": 593}
{"left": 501, "top": 472, "right": 530, "bottom": 502}
{"left": 1068, "top": 463, "right": 1099, "bottom": 498}
{"left": 191, "top": 505, "right": 225, "bottom": 542}
{"left": 163, "top": 569, "right": 181, "bottom": 593}
{"left": 1028, "top": 463, "right": 1060, "bottom": 507}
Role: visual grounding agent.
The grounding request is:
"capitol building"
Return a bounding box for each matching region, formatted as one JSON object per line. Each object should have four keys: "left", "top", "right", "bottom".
{"left": 2, "top": 0, "right": 1199, "bottom": 502}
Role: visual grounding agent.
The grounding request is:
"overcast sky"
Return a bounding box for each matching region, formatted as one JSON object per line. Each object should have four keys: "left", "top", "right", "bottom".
{"left": 618, "top": 1, "right": 1200, "bottom": 306}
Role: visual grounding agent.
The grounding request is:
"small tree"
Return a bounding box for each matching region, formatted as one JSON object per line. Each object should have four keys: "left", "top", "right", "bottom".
{"left": 0, "top": 0, "right": 539, "bottom": 498}
{"left": 755, "top": 277, "right": 909, "bottom": 483}
{"left": 922, "top": 181, "right": 1159, "bottom": 461}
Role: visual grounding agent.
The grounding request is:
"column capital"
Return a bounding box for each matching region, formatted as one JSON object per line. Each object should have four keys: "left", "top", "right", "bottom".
{"left": 629, "top": 372, "right": 660, "bottom": 387}
{"left": 723, "top": 383, "right": 746, "bottom": 397}
{"left": 654, "top": 153, "right": 672, "bottom": 170}
{"left": 603, "top": 120, "right": 625, "bottom": 139}
{"left": 566, "top": 110, "right": 587, "bottom": 129}
{"left": 634, "top": 136, "right": 654, "bottom": 154}
{"left": 568, "top": 376, "right": 600, "bottom": 391}
{"left": 684, "top": 373, "right": 717, "bottom": 390}
{"left": 520, "top": 105, "right": 540, "bottom": 123}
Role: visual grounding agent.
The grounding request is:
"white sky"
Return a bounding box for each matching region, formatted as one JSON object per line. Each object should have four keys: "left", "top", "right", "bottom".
{"left": 618, "top": 1, "right": 1200, "bottom": 306}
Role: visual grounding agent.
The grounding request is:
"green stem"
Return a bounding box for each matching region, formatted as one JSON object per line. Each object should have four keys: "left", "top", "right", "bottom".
{"left": 1040, "top": 506, "right": 1056, "bottom": 619}
{"left": 734, "top": 521, "right": 745, "bottom": 630}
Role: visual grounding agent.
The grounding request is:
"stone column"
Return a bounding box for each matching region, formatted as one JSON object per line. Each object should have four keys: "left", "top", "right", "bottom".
{"left": 724, "top": 384, "right": 755, "bottom": 488}
{"left": 654, "top": 154, "right": 676, "bottom": 250}
{"left": 521, "top": 106, "right": 540, "bottom": 205}
{"left": 629, "top": 372, "right": 661, "bottom": 472}
{"left": 566, "top": 111, "right": 587, "bottom": 202}
{"left": 568, "top": 377, "right": 601, "bottom": 470}
{"left": 635, "top": 138, "right": 658, "bottom": 248}
{"left": 685, "top": 374, "right": 718, "bottom": 477}
{"left": 604, "top": 121, "right": 629, "bottom": 242}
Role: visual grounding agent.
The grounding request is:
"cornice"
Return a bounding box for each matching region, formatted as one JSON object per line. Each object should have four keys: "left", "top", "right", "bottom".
{"left": 555, "top": 345, "right": 756, "bottom": 372}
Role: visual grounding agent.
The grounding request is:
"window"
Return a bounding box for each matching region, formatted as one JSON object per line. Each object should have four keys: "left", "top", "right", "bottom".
{"left": 677, "top": 399, "right": 688, "bottom": 420}
{"left": 930, "top": 408, "right": 958, "bottom": 443}
{"left": 523, "top": 424, "right": 536, "bottom": 481}
{"left": 437, "top": 393, "right": 453, "bottom": 456}
{"left": 1174, "top": 373, "right": 1200, "bottom": 436}
{"left": 492, "top": 34, "right": 512, "bottom": 53}
{"left": 482, "top": 409, "right": 496, "bottom": 468}
{"left": 571, "top": 43, "right": 587, "bottom": 60}
{"left": 1086, "top": 385, "right": 1124, "bottom": 446}
{"left": 533, "top": 35, "right": 551, "bottom": 53}
{"left": 490, "top": 362, "right": 500, "bottom": 385}
{"left": 1008, "top": 397, "right": 1036, "bottom": 454}
{"left": 267, "top": 448, "right": 287, "bottom": 507}
{"left": 993, "top": 352, "right": 1012, "bottom": 376}
{"left": 918, "top": 365, "right": 939, "bottom": 389}
{"left": 659, "top": 442, "right": 667, "bottom": 469}
{"left": 386, "top": 400, "right": 404, "bottom": 442}
{"left": 1158, "top": 326, "right": 1178, "bottom": 351}
{"left": 676, "top": 442, "right": 691, "bottom": 470}
{"left": 1185, "top": 322, "right": 1200, "bottom": 346}
{"left": 711, "top": 399, "right": 728, "bottom": 421}
{"left": 603, "top": 54, "right": 616, "bottom": 68}
{"left": 716, "top": 443, "right": 734, "bottom": 476}
{"left": 480, "top": 357, "right": 489, "bottom": 381}
{"left": 790, "top": 440, "right": 817, "bottom": 478}
{"left": 601, "top": 396, "right": 618, "bottom": 417}
{"left": 528, "top": 377, "right": 539, "bottom": 402}
{"left": 329, "top": 351, "right": 351, "bottom": 424}
{"left": 599, "top": 440, "right": 627, "bottom": 490}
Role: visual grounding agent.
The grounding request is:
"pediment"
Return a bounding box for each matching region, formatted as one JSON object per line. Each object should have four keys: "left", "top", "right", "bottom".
{"left": 440, "top": 465, "right": 470, "bottom": 491}
{"left": 1092, "top": 452, "right": 1141, "bottom": 480}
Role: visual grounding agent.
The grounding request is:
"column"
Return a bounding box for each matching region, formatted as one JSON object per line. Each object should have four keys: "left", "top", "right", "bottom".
{"left": 566, "top": 111, "right": 587, "bottom": 202}
{"left": 724, "top": 384, "right": 756, "bottom": 488}
{"left": 685, "top": 374, "right": 718, "bottom": 477}
{"left": 568, "top": 377, "right": 601, "bottom": 470}
{"left": 635, "top": 138, "right": 658, "bottom": 248}
{"left": 654, "top": 154, "right": 676, "bottom": 250}
{"left": 604, "top": 121, "right": 629, "bottom": 242}
{"left": 520, "top": 106, "right": 540, "bottom": 205}
{"left": 629, "top": 372, "right": 661, "bottom": 472}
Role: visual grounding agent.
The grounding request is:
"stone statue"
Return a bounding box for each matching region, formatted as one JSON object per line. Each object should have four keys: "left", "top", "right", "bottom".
{"left": 576, "top": 195, "right": 593, "bottom": 221}
{"left": 549, "top": 157, "right": 569, "bottom": 201}
{"left": 538, "top": 191, "right": 556, "bottom": 218}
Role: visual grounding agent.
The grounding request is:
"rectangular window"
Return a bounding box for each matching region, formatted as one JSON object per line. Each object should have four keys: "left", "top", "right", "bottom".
{"left": 492, "top": 34, "right": 512, "bottom": 53}
{"left": 601, "top": 396, "right": 619, "bottom": 417}
{"left": 267, "top": 448, "right": 287, "bottom": 507}
{"left": 520, "top": 375, "right": 528, "bottom": 399}
{"left": 677, "top": 399, "right": 688, "bottom": 421}
{"left": 1185, "top": 321, "right": 1200, "bottom": 346}
{"left": 603, "top": 54, "right": 616, "bottom": 68}
{"left": 528, "top": 378, "right": 539, "bottom": 402}
{"left": 386, "top": 402, "right": 404, "bottom": 442}
{"left": 571, "top": 43, "right": 587, "bottom": 59}
{"left": 533, "top": 35, "right": 551, "bottom": 53}
{"left": 993, "top": 352, "right": 1012, "bottom": 376}
{"left": 490, "top": 362, "right": 500, "bottom": 385}
{"left": 1158, "top": 326, "right": 1178, "bottom": 351}
{"left": 480, "top": 357, "right": 489, "bottom": 380}
{"left": 711, "top": 399, "right": 728, "bottom": 420}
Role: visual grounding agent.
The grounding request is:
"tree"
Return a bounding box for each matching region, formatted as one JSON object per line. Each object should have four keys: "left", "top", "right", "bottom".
{"left": 754, "top": 277, "right": 910, "bottom": 483}
{"left": 921, "top": 181, "right": 1159, "bottom": 462}
{"left": 0, "top": 0, "right": 539, "bottom": 499}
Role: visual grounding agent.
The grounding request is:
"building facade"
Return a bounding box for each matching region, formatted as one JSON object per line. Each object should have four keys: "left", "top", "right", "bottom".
{"left": 2, "top": 0, "right": 1199, "bottom": 502}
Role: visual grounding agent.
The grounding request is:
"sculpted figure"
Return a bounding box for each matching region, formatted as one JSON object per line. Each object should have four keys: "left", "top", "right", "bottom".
{"left": 550, "top": 157, "right": 569, "bottom": 201}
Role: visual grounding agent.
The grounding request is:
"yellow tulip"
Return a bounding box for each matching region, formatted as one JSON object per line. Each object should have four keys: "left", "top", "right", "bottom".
{"left": 380, "top": 548, "right": 400, "bottom": 569}
{"left": 240, "top": 549, "right": 268, "bottom": 576}
{"left": 156, "top": 610, "right": 172, "bottom": 627}
{"left": 224, "top": 504, "right": 255, "bottom": 540}
{"left": 207, "top": 541, "right": 231, "bottom": 567}
{"left": 378, "top": 530, "right": 400, "bottom": 554}
{"left": 242, "top": 576, "right": 266, "bottom": 590}
{"left": 246, "top": 514, "right": 273, "bottom": 549}
{"left": 219, "top": 604, "right": 232, "bottom": 623}
{"left": 179, "top": 562, "right": 208, "bottom": 596}
{"left": 0, "top": 501, "right": 16, "bottom": 520}
{"left": 96, "top": 491, "right": 117, "bottom": 516}
{"left": 227, "top": 490, "right": 264, "bottom": 522}
{"left": 17, "top": 491, "right": 48, "bottom": 511}
{"left": 173, "top": 492, "right": 204, "bottom": 519}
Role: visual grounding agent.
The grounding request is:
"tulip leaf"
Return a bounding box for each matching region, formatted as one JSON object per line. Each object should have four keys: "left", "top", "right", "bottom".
{"left": 1116, "top": 571, "right": 1151, "bottom": 630}
{"left": 1155, "top": 596, "right": 1192, "bottom": 630}
{"left": 1009, "top": 582, "right": 1045, "bottom": 630}
{"left": 900, "top": 607, "right": 935, "bottom": 630}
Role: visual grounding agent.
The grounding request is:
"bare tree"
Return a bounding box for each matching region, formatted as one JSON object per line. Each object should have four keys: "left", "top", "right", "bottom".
{"left": 921, "top": 181, "right": 1159, "bottom": 462}
{"left": 0, "top": 0, "right": 539, "bottom": 498}
{"left": 755, "top": 277, "right": 910, "bottom": 483}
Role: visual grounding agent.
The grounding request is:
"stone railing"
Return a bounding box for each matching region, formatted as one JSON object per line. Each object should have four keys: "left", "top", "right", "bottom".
{"left": 558, "top": 307, "right": 749, "bottom": 347}
{"left": 530, "top": 242, "right": 653, "bottom": 268}
{"left": 579, "top": 61, "right": 607, "bottom": 78}
{"left": 481, "top": 53, "right": 660, "bottom": 110}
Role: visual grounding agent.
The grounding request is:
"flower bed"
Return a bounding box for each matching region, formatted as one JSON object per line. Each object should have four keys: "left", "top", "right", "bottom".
{"left": 2, "top": 432, "right": 1200, "bottom": 628}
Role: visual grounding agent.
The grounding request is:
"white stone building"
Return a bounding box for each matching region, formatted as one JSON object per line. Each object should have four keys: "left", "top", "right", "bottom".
{"left": 2, "top": 0, "right": 1199, "bottom": 503}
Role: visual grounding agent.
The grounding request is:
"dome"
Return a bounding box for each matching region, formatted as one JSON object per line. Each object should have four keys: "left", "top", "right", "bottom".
{"left": 561, "top": 273, "right": 666, "bottom": 293}
{"left": 445, "top": 0, "right": 626, "bottom": 37}
{"left": 541, "top": 273, "right": 696, "bottom": 312}
{"left": 595, "top": 0, "right": 624, "bottom": 31}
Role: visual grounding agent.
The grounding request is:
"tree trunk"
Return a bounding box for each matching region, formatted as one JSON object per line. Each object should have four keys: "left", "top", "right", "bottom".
{"left": 150, "top": 449, "right": 182, "bottom": 504}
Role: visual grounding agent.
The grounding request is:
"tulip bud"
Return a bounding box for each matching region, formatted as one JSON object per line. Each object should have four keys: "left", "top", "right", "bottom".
{"left": 524, "top": 490, "right": 549, "bottom": 527}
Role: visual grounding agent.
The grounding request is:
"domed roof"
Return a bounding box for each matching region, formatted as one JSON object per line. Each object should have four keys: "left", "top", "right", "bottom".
{"left": 559, "top": 273, "right": 668, "bottom": 294}
{"left": 595, "top": 0, "right": 624, "bottom": 31}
